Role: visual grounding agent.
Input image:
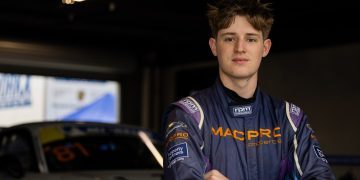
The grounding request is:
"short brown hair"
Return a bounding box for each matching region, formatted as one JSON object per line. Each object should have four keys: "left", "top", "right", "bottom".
{"left": 207, "top": 0, "right": 274, "bottom": 39}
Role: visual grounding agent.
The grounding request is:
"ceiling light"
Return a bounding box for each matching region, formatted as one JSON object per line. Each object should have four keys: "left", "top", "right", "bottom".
{"left": 62, "top": 0, "right": 86, "bottom": 5}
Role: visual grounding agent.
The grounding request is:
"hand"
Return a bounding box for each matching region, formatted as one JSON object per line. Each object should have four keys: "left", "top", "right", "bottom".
{"left": 204, "top": 170, "right": 229, "bottom": 180}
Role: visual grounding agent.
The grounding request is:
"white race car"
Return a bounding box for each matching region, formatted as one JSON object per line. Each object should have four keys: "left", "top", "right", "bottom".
{"left": 0, "top": 122, "right": 163, "bottom": 180}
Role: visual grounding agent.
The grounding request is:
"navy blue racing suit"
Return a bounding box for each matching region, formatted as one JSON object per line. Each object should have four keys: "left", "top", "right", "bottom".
{"left": 162, "top": 79, "right": 335, "bottom": 180}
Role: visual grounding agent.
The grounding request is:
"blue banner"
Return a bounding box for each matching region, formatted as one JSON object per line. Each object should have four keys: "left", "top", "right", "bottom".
{"left": 0, "top": 73, "right": 32, "bottom": 109}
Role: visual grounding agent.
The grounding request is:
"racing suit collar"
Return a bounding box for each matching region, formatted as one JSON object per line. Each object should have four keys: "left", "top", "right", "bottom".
{"left": 218, "top": 78, "right": 258, "bottom": 105}
{"left": 215, "top": 78, "right": 260, "bottom": 118}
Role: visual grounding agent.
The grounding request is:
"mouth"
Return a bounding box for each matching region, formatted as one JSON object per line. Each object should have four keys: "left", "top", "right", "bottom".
{"left": 232, "top": 58, "right": 249, "bottom": 64}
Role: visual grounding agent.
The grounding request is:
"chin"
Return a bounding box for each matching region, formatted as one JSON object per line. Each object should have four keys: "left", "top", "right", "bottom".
{"left": 231, "top": 72, "right": 256, "bottom": 79}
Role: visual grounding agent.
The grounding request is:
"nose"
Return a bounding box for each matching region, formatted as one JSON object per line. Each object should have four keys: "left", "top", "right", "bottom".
{"left": 234, "top": 39, "right": 246, "bottom": 53}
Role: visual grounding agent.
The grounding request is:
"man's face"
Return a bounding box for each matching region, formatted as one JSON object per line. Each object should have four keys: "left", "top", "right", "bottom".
{"left": 209, "top": 16, "right": 271, "bottom": 81}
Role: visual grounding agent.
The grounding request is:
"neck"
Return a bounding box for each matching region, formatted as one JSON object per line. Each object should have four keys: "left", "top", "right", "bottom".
{"left": 219, "top": 73, "right": 258, "bottom": 99}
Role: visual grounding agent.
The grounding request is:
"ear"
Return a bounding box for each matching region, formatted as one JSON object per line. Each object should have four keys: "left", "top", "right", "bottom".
{"left": 262, "top": 39, "right": 272, "bottom": 57}
{"left": 209, "top": 37, "right": 217, "bottom": 56}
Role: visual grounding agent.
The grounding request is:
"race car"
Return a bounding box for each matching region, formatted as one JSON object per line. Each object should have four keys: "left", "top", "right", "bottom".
{"left": 0, "top": 121, "right": 163, "bottom": 180}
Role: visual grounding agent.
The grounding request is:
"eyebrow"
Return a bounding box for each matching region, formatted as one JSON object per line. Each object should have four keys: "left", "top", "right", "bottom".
{"left": 246, "top": 33, "right": 261, "bottom": 37}
{"left": 219, "top": 32, "right": 261, "bottom": 37}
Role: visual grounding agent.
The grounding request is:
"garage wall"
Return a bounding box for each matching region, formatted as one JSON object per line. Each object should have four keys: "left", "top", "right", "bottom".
{"left": 260, "top": 43, "right": 360, "bottom": 155}
{"left": 0, "top": 40, "right": 142, "bottom": 126}
{"left": 259, "top": 43, "right": 360, "bottom": 178}
{"left": 0, "top": 40, "right": 136, "bottom": 79}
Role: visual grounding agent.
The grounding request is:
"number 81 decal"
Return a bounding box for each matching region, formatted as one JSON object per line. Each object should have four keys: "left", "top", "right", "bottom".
{"left": 44, "top": 142, "right": 90, "bottom": 162}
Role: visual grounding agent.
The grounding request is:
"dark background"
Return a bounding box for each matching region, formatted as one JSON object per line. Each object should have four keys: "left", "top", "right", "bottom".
{"left": 1, "top": 0, "right": 359, "bottom": 65}
{"left": 0, "top": 0, "right": 359, "bottom": 178}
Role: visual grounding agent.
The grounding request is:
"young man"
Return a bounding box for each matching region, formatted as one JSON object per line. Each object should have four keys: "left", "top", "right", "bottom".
{"left": 162, "top": 0, "right": 335, "bottom": 179}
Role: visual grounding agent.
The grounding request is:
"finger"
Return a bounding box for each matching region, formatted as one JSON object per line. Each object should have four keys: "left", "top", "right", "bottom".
{"left": 204, "top": 170, "right": 229, "bottom": 180}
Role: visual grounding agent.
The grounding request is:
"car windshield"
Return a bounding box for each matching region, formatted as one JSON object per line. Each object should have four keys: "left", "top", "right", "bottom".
{"left": 37, "top": 124, "right": 163, "bottom": 172}
{"left": 42, "top": 134, "right": 162, "bottom": 172}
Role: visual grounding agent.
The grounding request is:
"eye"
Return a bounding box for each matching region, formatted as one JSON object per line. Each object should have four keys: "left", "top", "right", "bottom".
{"left": 223, "top": 37, "right": 235, "bottom": 42}
{"left": 247, "top": 38, "right": 258, "bottom": 43}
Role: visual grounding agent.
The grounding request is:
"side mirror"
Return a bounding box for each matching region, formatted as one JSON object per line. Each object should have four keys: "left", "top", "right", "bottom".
{"left": 0, "top": 154, "right": 25, "bottom": 178}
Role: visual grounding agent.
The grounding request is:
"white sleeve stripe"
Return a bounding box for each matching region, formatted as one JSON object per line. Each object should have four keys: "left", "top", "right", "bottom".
{"left": 293, "top": 134, "right": 304, "bottom": 176}
{"left": 188, "top": 96, "right": 204, "bottom": 130}
{"left": 200, "top": 142, "right": 205, "bottom": 150}
{"left": 287, "top": 101, "right": 303, "bottom": 176}
{"left": 286, "top": 101, "right": 297, "bottom": 132}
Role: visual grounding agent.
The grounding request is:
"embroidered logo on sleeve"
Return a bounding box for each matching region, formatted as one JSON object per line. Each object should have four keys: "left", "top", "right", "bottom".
{"left": 290, "top": 104, "right": 301, "bottom": 116}
{"left": 165, "top": 121, "right": 188, "bottom": 138}
{"left": 179, "top": 98, "right": 199, "bottom": 113}
{"left": 167, "top": 142, "right": 189, "bottom": 168}
{"left": 287, "top": 103, "right": 304, "bottom": 128}
{"left": 313, "top": 145, "right": 328, "bottom": 163}
{"left": 165, "top": 132, "right": 189, "bottom": 147}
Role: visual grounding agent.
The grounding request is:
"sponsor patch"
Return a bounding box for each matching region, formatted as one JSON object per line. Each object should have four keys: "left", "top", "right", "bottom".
{"left": 179, "top": 98, "right": 198, "bottom": 113}
{"left": 231, "top": 105, "right": 252, "bottom": 116}
{"left": 290, "top": 104, "right": 301, "bottom": 116}
{"left": 165, "top": 132, "right": 189, "bottom": 147}
{"left": 167, "top": 142, "right": 189, "bottom": 168}
{"left": 313, "top": 146, "right": 328, "bottom": 163}
{"left": 165, "top": 121, "right": 188, "bottom": 138}
{"left": 211, "top": 126, "right": 281, "bottom": 143}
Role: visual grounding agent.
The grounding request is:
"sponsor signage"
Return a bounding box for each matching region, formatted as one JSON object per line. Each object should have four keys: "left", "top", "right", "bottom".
{"left": 0, "top": 74, "right": 31, "bottom": 108}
